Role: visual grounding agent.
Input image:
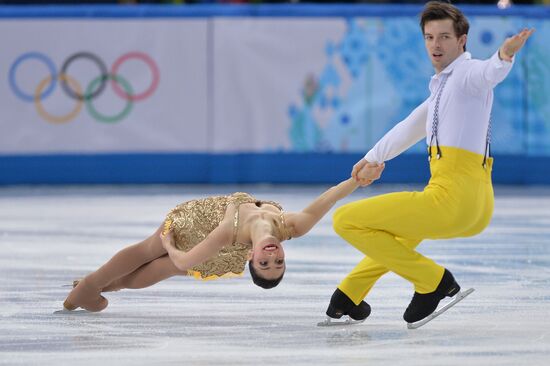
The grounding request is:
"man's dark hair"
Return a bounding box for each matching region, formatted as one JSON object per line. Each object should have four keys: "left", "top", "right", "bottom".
{"left": 248, "top": 261, "right": 284, "bottom": 289}
{"left": 420, "top": 1, "right": 469, "bottom": 51}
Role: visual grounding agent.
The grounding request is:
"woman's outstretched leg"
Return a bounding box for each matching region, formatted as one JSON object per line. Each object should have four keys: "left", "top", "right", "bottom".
{"left": 64, "top": 224, "right": 166, "bottom": 311}
{"left": 103, "top": 255, "right": 186, "bottom": 292}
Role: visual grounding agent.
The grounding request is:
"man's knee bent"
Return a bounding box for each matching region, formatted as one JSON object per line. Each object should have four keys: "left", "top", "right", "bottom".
{"left": 332, "top": 205, "right": 365, "bottom": 238}
{"left": 332, "top": 205, "right": 351, "bottom": 237}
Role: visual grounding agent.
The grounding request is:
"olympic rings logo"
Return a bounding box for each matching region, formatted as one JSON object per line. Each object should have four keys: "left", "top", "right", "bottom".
{"left": 9, "top": 51, "right": 160, "bottom": 124}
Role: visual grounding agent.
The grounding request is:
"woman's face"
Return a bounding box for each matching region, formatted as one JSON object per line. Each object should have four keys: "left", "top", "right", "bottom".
{"left": 250, "top": 236, "right": 286, "bottom": 280}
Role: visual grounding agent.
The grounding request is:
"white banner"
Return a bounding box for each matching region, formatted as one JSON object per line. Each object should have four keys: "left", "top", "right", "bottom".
{"left": 2, "top": 16, "right": 534, "bottom": 156}
{"left": 0, "top": 20, "right": 208, "bottom": 154}
{"left": 212, "top": 18, "right": 348, "bottom": 152}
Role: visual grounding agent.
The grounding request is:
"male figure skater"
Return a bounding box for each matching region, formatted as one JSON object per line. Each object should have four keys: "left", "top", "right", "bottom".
{"left": 324, "top": 1, "right": 534, "bottom": 325}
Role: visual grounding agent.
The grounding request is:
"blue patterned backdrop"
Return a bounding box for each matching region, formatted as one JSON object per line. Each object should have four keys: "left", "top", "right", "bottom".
{"left": 1, "top": 4, "right": 549, "bottom": 185}
{"left": 288, "top": 14, "right": 549, "bottom": 156}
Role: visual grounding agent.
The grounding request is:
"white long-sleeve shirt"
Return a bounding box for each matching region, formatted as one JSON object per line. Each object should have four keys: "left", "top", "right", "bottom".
{"left": 364, "top": 51, "right": 514, "bottom": 163}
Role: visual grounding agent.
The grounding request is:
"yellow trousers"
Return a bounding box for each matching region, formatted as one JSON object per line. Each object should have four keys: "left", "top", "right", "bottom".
{"left": 334, "top": 146, "right": 494, "bottom": 305}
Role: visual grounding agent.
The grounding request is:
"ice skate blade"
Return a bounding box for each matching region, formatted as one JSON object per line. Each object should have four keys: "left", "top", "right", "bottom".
{"left": 407, "top": 288, "right": 475, "bottom": 329}
{"left": 317, "top": 316, "right": 365, "bottom": 327}
{"left": 53, "top": 309, "right": 90, "bottom": 315}
{"left": 61, "top": 280, "right": 81, "bottom": 288}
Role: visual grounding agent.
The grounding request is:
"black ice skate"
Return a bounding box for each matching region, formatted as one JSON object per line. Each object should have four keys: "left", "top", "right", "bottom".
{"left": 317, "top": 288, "right": 371, "bottom": 327}
{"left": 404, "top": 269, "right": 474, "bottom": 329}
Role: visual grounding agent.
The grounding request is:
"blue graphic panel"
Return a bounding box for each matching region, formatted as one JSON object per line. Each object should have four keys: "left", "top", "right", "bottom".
{"left": 288, "top": 15, "right": 547, "bottom": 157}
{"left": 525, "top": 19, "right": 550, "bottom": 155}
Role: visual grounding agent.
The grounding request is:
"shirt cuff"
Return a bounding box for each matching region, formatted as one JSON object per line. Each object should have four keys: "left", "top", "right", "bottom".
{"left": 494, "top": 49, "right": 515, "bottom": 67}
{"left": 364, "top": 150, "right": 376, "bottom": 163}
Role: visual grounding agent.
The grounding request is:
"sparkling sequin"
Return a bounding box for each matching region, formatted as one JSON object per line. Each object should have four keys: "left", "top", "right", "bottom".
{"left": 164, "top": 192, "right": 286, "bottom": 280}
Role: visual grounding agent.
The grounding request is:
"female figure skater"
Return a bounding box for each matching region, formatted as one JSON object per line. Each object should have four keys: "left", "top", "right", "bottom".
{"left": 63, "top": 163, "right": 384, "bottom": 312}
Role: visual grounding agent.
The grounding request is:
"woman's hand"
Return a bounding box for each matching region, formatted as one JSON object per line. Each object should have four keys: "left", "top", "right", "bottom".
{"left": 351, "top": 159, "right": 368, "bottom": 181}
{"left": 160, "top": 230, "right": 176, "bottom": 251}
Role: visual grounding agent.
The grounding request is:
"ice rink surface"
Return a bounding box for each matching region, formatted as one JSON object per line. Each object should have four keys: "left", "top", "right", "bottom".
{"left": 1, "top": 184, "right": 549, "bottom": 365}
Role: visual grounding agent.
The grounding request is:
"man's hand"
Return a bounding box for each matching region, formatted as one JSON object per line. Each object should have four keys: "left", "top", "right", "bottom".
{"left": 499, "top": 28, "right": 535, "bottom": 62}
{"left": 356, "top": 162, "right": 385, "bottom": 186}
{"left": 351, "top": 158, "right": 385, "bottom": 187}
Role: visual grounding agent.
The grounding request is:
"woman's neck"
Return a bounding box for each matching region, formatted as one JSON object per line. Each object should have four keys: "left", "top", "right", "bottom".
{"left": 235, "top": 205, "right": 262, "bottom": 243}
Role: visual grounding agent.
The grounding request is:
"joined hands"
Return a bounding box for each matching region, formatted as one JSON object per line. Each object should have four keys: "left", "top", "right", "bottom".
{"left": 351, "top": 159, "right": 385, "bottom": 187}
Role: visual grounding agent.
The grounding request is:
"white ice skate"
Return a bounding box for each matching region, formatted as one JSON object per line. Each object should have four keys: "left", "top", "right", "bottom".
{"left": 407, "top": 287, "right": 475, "bottom": 329}
{"left": 317, "top": 316, "right": 365, "bottom": 327}
{"left": 53, "top": 309, "right": 90, "bottom": 315}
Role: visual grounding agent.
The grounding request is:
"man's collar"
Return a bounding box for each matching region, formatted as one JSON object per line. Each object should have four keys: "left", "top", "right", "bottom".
{"left": 434, "top": 52, "right": 471, "bottom": 78}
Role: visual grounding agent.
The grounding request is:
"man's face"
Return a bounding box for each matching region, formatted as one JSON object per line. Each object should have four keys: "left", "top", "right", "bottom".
{"left": 423, "top": 18, "right": 467, "bottom": 73}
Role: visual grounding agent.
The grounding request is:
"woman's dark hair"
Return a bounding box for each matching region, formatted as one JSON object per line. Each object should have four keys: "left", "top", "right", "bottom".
{"left": 420, "top": 1, "right": 469, "bottom": 51}
{"left": 248, "top": 261, "right": 284, "bottom": 289}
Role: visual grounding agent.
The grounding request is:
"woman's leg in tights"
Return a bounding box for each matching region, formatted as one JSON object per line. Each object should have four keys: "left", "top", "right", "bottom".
{"left": 64, "top": 224, "right": 166, "bottom": 311}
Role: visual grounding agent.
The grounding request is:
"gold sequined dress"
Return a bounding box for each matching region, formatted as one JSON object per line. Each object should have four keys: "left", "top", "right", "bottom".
{"left": 164, "top": 192, "right": 285, "bottom": 281}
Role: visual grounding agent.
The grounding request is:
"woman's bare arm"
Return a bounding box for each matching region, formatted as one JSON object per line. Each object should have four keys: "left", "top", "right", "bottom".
{"left": 288, "top": 171, "right": 381, "bottom": 238}
{"left": 161, "top": 221, "right": 233, "bottom": 272}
